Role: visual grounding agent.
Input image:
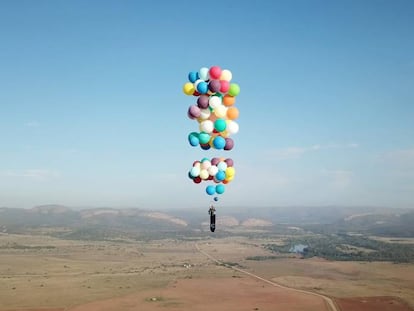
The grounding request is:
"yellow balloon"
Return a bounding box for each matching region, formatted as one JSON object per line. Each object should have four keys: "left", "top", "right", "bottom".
{"left": 183, "top": 82, "right": 195, "bottom": 95}
{"left": 226, "top": 167, "right": 235, "bottom": 178}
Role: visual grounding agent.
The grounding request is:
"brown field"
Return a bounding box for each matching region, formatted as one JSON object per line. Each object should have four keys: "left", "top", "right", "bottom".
{"left": 1, "top": 234, "right": 413, "bottom": 311}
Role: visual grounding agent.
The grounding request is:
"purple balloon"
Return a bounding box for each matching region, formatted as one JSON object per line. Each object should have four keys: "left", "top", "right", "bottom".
{"left": 224, "top": 138, "right": 234, "bottom": 150}
{"left": 208, "top": 80, "right": 221, "bottom": 93}
{"left": 197, "top": 95, "right": 209, "bottom": 109}
{"left": 211, "top": 157, "right": 220, "bottom": 166}
{"left": 225, "top": 158, "right": 234, "bottom": 167}
{"left": 188, "top": 105, "right": 201, "bottom": 119}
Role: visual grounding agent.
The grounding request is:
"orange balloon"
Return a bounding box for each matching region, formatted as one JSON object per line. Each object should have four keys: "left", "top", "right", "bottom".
{"left": 227, "top": 107, "right": 239, "bottom": 120}
{"left": 223, "top": 95, "right": 236, "bottom": 107}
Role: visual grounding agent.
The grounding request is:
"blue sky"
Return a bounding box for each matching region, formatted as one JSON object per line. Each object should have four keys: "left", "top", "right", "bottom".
{"left": 0, "top": 0, "right": 413, "bottom": 209}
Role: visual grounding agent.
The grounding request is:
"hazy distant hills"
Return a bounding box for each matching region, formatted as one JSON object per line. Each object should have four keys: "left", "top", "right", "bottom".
{"left": 0, "top": 205, "right": 413, "bottom": 238}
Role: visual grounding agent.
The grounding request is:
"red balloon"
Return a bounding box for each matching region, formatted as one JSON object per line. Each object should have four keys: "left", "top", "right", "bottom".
{"left": 193, "top": 177, "right": 202, "bottom": 184}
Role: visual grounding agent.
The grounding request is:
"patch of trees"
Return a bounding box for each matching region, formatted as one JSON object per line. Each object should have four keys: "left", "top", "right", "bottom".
{"left": 265, "top": 234, "right": 414, "bottom": 263}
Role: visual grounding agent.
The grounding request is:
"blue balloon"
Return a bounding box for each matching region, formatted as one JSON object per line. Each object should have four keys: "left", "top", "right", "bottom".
{"left": 206, "top": 185, "right": 216, "bottom": 195}
{"left": 188, "top": 132, "right": 199, "bottom": 147}
{"left": 214, "top": 197, "right": 219, "bottom": 202}
{"left": 213, "top": 136, "right": 226, "bottom": 149}
{"left": 216, "top": 184, "right": 225, "bottom": 194}
{"left": 197, "top": 81, "right": 209, "bottom": 94}
{"left": 188, "top": 71, "right": 199, "bottom": 83}
{"left": 215, "top": 170, "right": 225, "bottom": 181}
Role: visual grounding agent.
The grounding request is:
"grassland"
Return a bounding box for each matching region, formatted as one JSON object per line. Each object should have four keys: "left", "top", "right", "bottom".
{"left": 0, "top": 233, "right": 413, "bottom": 310}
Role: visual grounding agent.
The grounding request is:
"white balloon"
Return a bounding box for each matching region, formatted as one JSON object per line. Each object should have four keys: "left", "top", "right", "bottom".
{"left": 214, "top": 105, "right": 227, "bottom": 118}
{"left": 199, "top": 109, "right": 211, "bottom": 120}
{"left": 201, "top": 160, "right": 211, "bottom": 169}
{"left": 190, "top": 166, "right": 200, "bottom": 177}
{"left": 199, "top": 67, "right": 210, "bottom": 81}
{"left": 200, "top": 120, "right": 214, "bottom": 133}
{"left": 226, "top": 121, "right": 239, "bottom": 134}
{"left": 208, "top": 165, "right": 219, "bottom": 176}
{"left": 209, "top": 96, "right": 222, "bottom": 109}
{"left": 200, "top": 169, "right": 209, "bottom": 180}
{"left": 217, "top": 161, "right": 228, "bottom": 171}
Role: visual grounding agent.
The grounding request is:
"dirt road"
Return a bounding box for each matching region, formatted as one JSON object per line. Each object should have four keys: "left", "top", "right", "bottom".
{"left": 195, "top": 242, "right": 339, "bottom": 311}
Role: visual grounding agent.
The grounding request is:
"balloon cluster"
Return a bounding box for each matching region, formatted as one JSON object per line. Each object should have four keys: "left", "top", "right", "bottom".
{"left": 183, "top": 66, "right": 240, "bottom": 151}
{"left": 188, "top": 157, "right": 235, "bottom": 196}
{"left": 184, "top": 65, "right": 240, "bottom": 200}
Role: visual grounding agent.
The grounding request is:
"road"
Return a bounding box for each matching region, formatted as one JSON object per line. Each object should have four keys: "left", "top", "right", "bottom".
{"left": 195, "top": 242, "right": 339, "bottom": 311}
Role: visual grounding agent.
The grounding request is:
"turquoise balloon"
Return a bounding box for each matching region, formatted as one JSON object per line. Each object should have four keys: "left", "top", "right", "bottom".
{"left": 216, "top": 184, "right": 225, "bottom": 194}
{"left": 206, "top": 185, "right": 216, "bottom": 195}
{"left": 188, "top": 132, "right": 199, "bottom": 147}
{"left": 213, "top": 136, "right": 226, "bottom": 149}
{"left": 199, "top": 132, "right": 211, "bottom": 145}
{"left": 214, "top": 119, "right": 226, "bottom": 132}
{"left": 201, "top": 157, "right": 210, "bottom": 163}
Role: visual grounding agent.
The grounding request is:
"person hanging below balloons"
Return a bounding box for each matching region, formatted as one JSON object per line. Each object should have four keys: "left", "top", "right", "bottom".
{"left": 183, "top": 65, "right": 240, "bottom": 233}
{"left": 208, "top": 204, "right": 216, "bottom": 232}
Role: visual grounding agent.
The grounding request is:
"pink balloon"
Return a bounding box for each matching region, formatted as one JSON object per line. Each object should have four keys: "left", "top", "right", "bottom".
{"left": 220, "top": 80, "right": 230, "bottom": 93}
{"left": 209, "top": 66, "right": 222, "bottom": 80}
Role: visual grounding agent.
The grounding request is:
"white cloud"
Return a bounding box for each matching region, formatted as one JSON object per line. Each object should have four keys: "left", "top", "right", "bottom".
{"left": 269, "top": 143, "right": 359, "bottom": 160}
{"left": 1, "top": 169, "right": 60, "bottom": 181}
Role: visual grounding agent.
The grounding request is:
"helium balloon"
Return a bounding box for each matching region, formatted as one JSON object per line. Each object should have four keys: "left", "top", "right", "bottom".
{"left": 199, "top": 67, "right": 209, "bottom": 81}
{"left": 223, "top": 95, "right": 235, "bottom": 107}
{"left": 228, "top": 83, "right": 240, "bottom": 96}
{"left": 220, "top": 80, "right": 230, "bottom": 93}
{"left": 216, "top": 184, "right": 225, "bottom": 194}
{"left": 196, "top": 81, "right": 209, "bottom": 94}
{"left": 209, "top": 96, "right": 222, "bottom": 109}
{"left": 190, "top": 166, "right": 200, "bottom": 177}
{"left": 188, "top": 105, "right": 201, "bottom": 119}
{"left": 217, "top": 161, "right": 227, "bottom": 171}
{"left": 215, "top": 170, "right": 226, "bottom": 181}
{"left": 224, "top": 137, "right": 234, "bottom": 150}
{"left": 201, "top": 160, "right": 211, "bottom": 169}
{"left": 188, "top": 132, "right": 199, "bottom": 147}
{"left": 206, "top": 185, "right": 216, "bottom": 195}
{"left": 183, "top": 82, "right": 195, "bottom": 95}
{"left": 197, "top": 95, "right": 210, "bottom": 109}
{"left": 213, "top": 136, "right": 226, "bottom": 149}
{"left": 214, "top": 197, "right": 218, "bottom": 202}
{"left": 199, "top": 108, "right": 211, "bottom": 120}
{"left": 227, "top": 107, "right": 239, "bottom": 120}
{"left": 200, "top": 169, "right": 209, "bottom": 180}
{"left": 208, "top": 80, "right": 221, "bottom": 93}
{"left": 200, "top": 120, "right": 214, "bottom": 133}
{"left": 188, "top": 71, "right": 199, "bottom": 83}
{"left": 208, "top": 165, "right": 218, "bottom": 176}
{"left": 209, "top": 66, "right": 222, "bottom": 80}
{"left": 211, "top": 157, "right": 220, "bottom": 166}
{"left": 226, "top": 167, "right": 235, "bottom": 177}
{"left": 200, "top": 143, "right": 211, "bottom": 150}
{"left": 214, "top": 119, "right": 226, "bottom": 132}
{"left": 214, "top": 105, "right": 227, "bottom": 118}
{"left": 193, "top": 176, "right": 202, "bottom": 184}
{"left": 220, "top": 69, "right": 232, "bottom": 81}
{"left": 199, "top": 132, "right": 211, "bottom": 145}
{"left": 226, "top": 121, "right": 239, "bottom": 134}
{"left": 225, "top": 158, "right": 234, "bottom": 167}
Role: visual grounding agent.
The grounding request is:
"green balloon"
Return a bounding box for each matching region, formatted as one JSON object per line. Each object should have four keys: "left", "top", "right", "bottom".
{"left": 199, "top": 132, "right": 211, "bottom": 144}
{"left": 214, "top": 119, "right": 227, "bottom": 132}
{"left": 228, "top": 83, "right": 240, "bottom": 97}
